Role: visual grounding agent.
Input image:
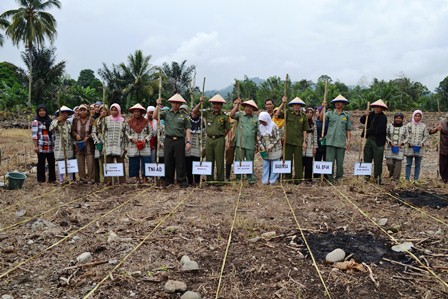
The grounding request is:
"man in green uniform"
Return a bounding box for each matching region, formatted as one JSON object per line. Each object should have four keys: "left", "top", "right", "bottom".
{"left": 230, "top": 99, "right": 259, "bottom": 185}
{"left": 155, "top": 93, "right": 191, "bottom": 187}
{"left": 321, "top": 94, "right": 352, "bottom": 181}
{"left": 192, "top": 94, "right": 230, "bottom": 185}
{"left": 275, "top": 96, "right": 309, "bottom": 184}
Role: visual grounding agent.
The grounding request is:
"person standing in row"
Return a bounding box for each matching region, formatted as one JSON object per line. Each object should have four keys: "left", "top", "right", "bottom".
{"left": 92, "top": 105, "right": 109, "bottom": 183}
{"left": 276, "top": 96, "right": 309, "bottom": 184}
{"left": 321, "top": 95, "right": 352, "bottom": 182}
{"left": 185, "top": 104, "right": 205, "bottom": 185}
{"left": 385, "top": 112, "right": 408, "bottom": 180}
{"left": 32, "top": 104, "right": 56, "bottom": 184}
{"left": 315, "top": 106, "right": 328, "bottom": 163}
{"left": 193, "top": 94, "right": 230, "bottom": 185}
{"left": 303, "top": 107, "right": 318, "bottom": 182}
{"left": 127, "top": 103, "right": 153, "bottom": 184}
{"left": 71, "top": 104, "right": 95, "bottom": 184}
{"left": 146, "top": 106, "right": 158, "bottom": 162}
{"left": 257, "top": 111, "right": 282, "bottom": 185}
{"left": 50, "top": 106, "right": 75, "bottom": 183}
{"left": 264, "top": 99, "right": 275, "bottom": 118}
{"left": 429, "top": 113, "right": 448, "bottom": 183}
{"left": 155, "top": 94, "right": 191, "bottom": 188}
{"left": 360, "top": 99, "right": 388, "bottom": 184}
{"left": 404, "top": 110, "right": 429, "bottom": 182}
{"left": 225, "top": 98, "right": 238, "bottom": 181}
{"left": 230, "top": 98, "right": 259, "bottom": 185}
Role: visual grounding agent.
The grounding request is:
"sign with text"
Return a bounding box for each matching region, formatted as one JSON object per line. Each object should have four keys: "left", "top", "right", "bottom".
{"left": 354, "top": 163, "right": 372, "bottom": 176}
{"left": 104, "top": 163, "right": 124, "bottom": 177}
{"left": 272, "top": 160, "right": 292, "bottom": 174}
{"left": 313, "top": 161, "right": 333, "bottom": 174}
{"left": 233, "top": 161, "right": 253, "bottom": 174}
{"left": 145, "top": 163, "right": 165, "bottom": 177}
{"left": 192, "top": 161, "right": 212, "bottom": 175}
{"left": 58, "top": 159, "right": 78, "bottom": 174}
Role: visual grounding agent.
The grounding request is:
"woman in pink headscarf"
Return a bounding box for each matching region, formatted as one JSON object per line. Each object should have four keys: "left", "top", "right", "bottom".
{"left": 103, "top": 103, "right": 128, "bottom": 184}
{"left": 404, "top": 110, "right": 429, "bottom": 182}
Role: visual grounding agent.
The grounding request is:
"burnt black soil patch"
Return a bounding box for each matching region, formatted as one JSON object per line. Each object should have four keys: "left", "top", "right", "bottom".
{"left": 292, "top": 231, "right": 411, "bottom": 264}
{"left": 393, "top": 190, "right": 448, "bottom": 209}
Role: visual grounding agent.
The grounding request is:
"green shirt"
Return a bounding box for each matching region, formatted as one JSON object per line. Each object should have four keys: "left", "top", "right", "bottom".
{"left": 325, "top": 110, "right": 352, "bottom": 148}
{"left": 204, "top": 110, "right": 230, "bottom": 137}
{"left": 160, "top": 109, "right": 191, "bottom": 137}
{"left": 278, "top": 109, "right": 309, "bottom": 145}
{"left": 233, "top": 112, "right": 258, "bottom": 150}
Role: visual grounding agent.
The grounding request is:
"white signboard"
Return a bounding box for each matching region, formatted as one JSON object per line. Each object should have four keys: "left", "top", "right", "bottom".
{"left": 145, "top": 163, "right": 165, "bottom": 177}
{"left": 233, "top": 161, "right": 253, "bottom": 174}
{"left": 58, "top": 159, "right": 78, "bottom": 174}
{"left": 192, "top": 161, "right": 212, "bottom": 175}
{"left": 354, "top": 163, "right": 372, "bottom": 176}
{"left": 313, "top": 161, "right": 333, "bottom": 174}
{"left": 272, "top": 160, "right": 292, "bottom": 174}
{"left": 104, "top": 163, "right": 124, "bottom": 177}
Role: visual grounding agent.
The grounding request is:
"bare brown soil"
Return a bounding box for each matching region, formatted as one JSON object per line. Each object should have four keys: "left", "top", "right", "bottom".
{"left": 0, "top": 111, "right": 447, "bottom": 299}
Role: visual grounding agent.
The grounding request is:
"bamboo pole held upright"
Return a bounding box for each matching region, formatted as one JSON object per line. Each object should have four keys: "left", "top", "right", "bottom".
{"left": 57, "top": 92, "right": 69, "bottom": 181}
{"left": 320, "top": 80, "right": 328, "bottom": 182}
{"left": 237, "top": 80, "right": 243, "bottom": 169}
{"left": 282, "top": 74, "right": 289, "bottom": 163}
{"left": 359, "top": 102, "right": 371, "bottom": 164}
{"left": 199, "top": 77, "right": 206, "bottom": 188}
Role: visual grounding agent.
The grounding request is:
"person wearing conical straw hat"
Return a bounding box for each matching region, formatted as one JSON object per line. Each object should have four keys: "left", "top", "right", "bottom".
{"left": 145, "top": 106, "right": 158, "bottom": 163}
{"left": 404, "top": 110, "right": 428, "bottom": 182}
{"left": 50, "top": 106, "right": 75, "bottom": 183}
{"left": 230, "top": 98, "right": 259, "bottom": 185}
{"left": 320, "top": 94, "right": 352, "bottom": 182}
{"left": 429, "top": 113, "right": 448, "bottom": 183}
{"left": 225, "top": 98, "right": 239, "bottom": 181}
{"left": 127, "top": 103, "right": 153, "bottom": 184}
{"left": 360, "top": 99, "right": 388, "bottom": 184}
{"left": 193, "top": 93, "right": 230, "bottom": 186}
{"left": 275, "top": 96, "right": 309, "bottom": 184}
{"left": 154, "top": 93, "right": 192, "bottom": 188}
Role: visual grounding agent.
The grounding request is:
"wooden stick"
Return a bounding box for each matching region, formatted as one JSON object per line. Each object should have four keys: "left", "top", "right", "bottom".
{"left": 320, "top": 80, "right": 328, "bottom": 182}
{"left": 63, "top": 260, "right": 108, "bottom": 270}
{"left": 237, "top": 80, "right": 243, "bottom": 168}
{"left": 200, "top": 77, "right": 206, "bottom": 188}
{"left": 57, "top": 92, "right": 69, "bottom": 180}
{"left": 359, "top": 101, "right": 370, "bottom": 164}
{"left": 383, "top": 258, "right": 429, "bottom": 273}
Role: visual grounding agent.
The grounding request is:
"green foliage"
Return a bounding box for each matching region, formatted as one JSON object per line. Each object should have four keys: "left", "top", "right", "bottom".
{"left": 230, "top": 75, "right": 259, "bottom": 103}
{"left": 161, "top": 60, "right": 196, "bottom": 100}
{"left": 0, "top": 81, "right": 27, "bottom": 110}
{"left": 0, "top": 16, "right": 10, "bottom": 46}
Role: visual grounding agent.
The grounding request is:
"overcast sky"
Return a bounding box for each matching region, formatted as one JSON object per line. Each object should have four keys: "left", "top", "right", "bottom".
{"left": 1, "top": 0, "right": 447, "bottom": 91}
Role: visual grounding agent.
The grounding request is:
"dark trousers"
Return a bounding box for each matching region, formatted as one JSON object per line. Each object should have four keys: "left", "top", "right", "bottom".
{"left": 302, "top": 156, "right": 313, "bottom": 182}
{"left": 364, "top": 137, "right": 384, "bottom": 181}
{"left": 314, "top": 149, "right": 326, "bottom": 179}
{"left": 440, "top": 154, "right": 448, "bottom": 183}
{"left": 37, "top": 152, "right": 56, "bottom": 183}
{"left": 164, "top": 137, "right": 187, "bottom": 186}
{"left": 186, "top": 156, "right": 201, "bottom": 184}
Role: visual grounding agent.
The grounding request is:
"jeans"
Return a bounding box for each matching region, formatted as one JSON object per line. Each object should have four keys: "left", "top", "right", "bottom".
{"left": 405, "top": 156, "right": 422, "bottom": 180}
{"left": 262, "top": 158, "right": 279, "bottom": 184}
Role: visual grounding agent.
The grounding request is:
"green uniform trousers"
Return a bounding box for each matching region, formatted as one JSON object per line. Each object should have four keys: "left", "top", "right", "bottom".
{"left": 364, "top": 137, "right": 384, "bottom": 181}
{"left": 285, "top": 143, "right": 303, "bottom": 182}
{"left": 326, "top": 145, "right": 346, "bottom": 180}
{"left": 235, "top": 147, "right": 255, "bottom": 183}
{"left": 206, "top": 136, "right": 226, "bottom": 182}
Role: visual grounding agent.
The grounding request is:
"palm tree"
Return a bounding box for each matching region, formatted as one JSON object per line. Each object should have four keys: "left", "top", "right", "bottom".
{"left": 0, "top": 17, "right": 10, "bottom": 46}
{"left": 162, "top": 60, "right": 196, "bottom": 97}
{"left": 119, "top": 49, "right": 157, "bottom": 106}
{"left": 1, "top": 0, "right": 62, "bottom": 105}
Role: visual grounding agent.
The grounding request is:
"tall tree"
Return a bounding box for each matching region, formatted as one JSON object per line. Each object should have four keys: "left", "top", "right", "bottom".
{"left": 0, "top": 17, "right": 10, "bottom": 46}
{"left": 162, "top": 60, "right": 196, "bottom": 98}
{"left": 1, "top": 0, "right": 61, "bottom": 105}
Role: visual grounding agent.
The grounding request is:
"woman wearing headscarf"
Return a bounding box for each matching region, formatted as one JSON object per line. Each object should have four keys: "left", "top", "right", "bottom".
{"left": 71, "top": 104, "right": 95, "bottom": 184}
{"left": 303, "top": 107, "right": 318, "bottom": 182}
{"left": 257, "top": 111, "right": 282, "bottom": 185}
{"left": 146, "top": 106, "right": 158, "bottom": 162}
{"left": 92, "top": 105, "right": 109, "bottom": 183}
{"left": 385, "top": 112, "right": 409, "bottom": 180}
{"left": 126, "top": 103, "right": 153, "bottom": 183}
{"left": 32, "top": 104, "right": 56, "bottom": 183}
{"left": 103, "top": 103, "right": 127, "bottom": 184}
{"left": 49, "top": 106, "right": 75, "bottom": 183}
{"left": 429, "top": 113, "right": 448, "bottom": 183}
{"left": 404, "top": 110, "right": 429, "bottom": 181}
{"left": 185, "top": 106, "right": 206, "bottom": 185}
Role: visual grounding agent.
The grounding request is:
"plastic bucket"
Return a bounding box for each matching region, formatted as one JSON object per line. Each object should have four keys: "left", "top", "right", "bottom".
{"left": 136, "top": 141, "right": 145, "bottom": 151}
{"left": 77, "top": 141, "right": 85, "bottom": 152}
{"left": 391, "top": 145, "right": 399, "bottom": 154}
{"left": 6, "top": 172, "right": 26, "bottom": 190}
{"left": 260, "top": 150, "right": 268, "bottom": 159}
{"left": 95, "top": 143, "right": 103, "bottom": 151}
{"left": 413, "top": 145, "right": 421, "bottom": 153}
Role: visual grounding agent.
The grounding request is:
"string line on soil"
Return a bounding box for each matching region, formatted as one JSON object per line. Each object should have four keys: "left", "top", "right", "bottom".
{"left": 214, "top": 180, "right": 244, "bottom": 299}
{"left": 0, "top": 186, "right": 153, "bottom": 280}
{"left": 280, "top": 183, "right": 332, "bottom": 299}
{"left": 370, "top": 184, "right": 448, "bottom": 228}
{"left": 0, "top": 185, "right": 116, "bottom": 233}
{"left": 83, "top": 188, "right": 195, "bottom": 299}
{"left": 327, "top": 179, "right": 448, "bottom": 290}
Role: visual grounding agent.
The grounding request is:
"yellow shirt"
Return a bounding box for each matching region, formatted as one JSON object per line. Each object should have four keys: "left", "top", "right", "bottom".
{"left": 272, "top": 115, "right": 285, "bottom": 129}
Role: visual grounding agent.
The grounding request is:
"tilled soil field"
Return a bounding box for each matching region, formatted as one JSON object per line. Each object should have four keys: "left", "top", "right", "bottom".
{"left": 0, "top": 111, "right": 447, "bottom": 299}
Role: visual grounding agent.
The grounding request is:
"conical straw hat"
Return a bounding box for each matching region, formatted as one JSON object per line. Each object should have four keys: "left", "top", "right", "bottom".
{"left": 209, "top": 94, "right": 226, "bottom": 103}
{"left": 331, "top": 94, "right": 349, "bottom": 103}
{"left": 370, "top": 99, "right": 388, "bottom": 110}
{"left": 55, "top": 105, "right": 74, "bottom": 117}
{"left": 167, "top": 93, "right": 187, "bottom": 103}
{"left": 241, "top": 100, "right": 259, "bottom": 111}
{"left": 288, "top": 97, "right": 306, "bottom": 106}
{"left": 128, "top": 103, "right": 146, "bottom": 112}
